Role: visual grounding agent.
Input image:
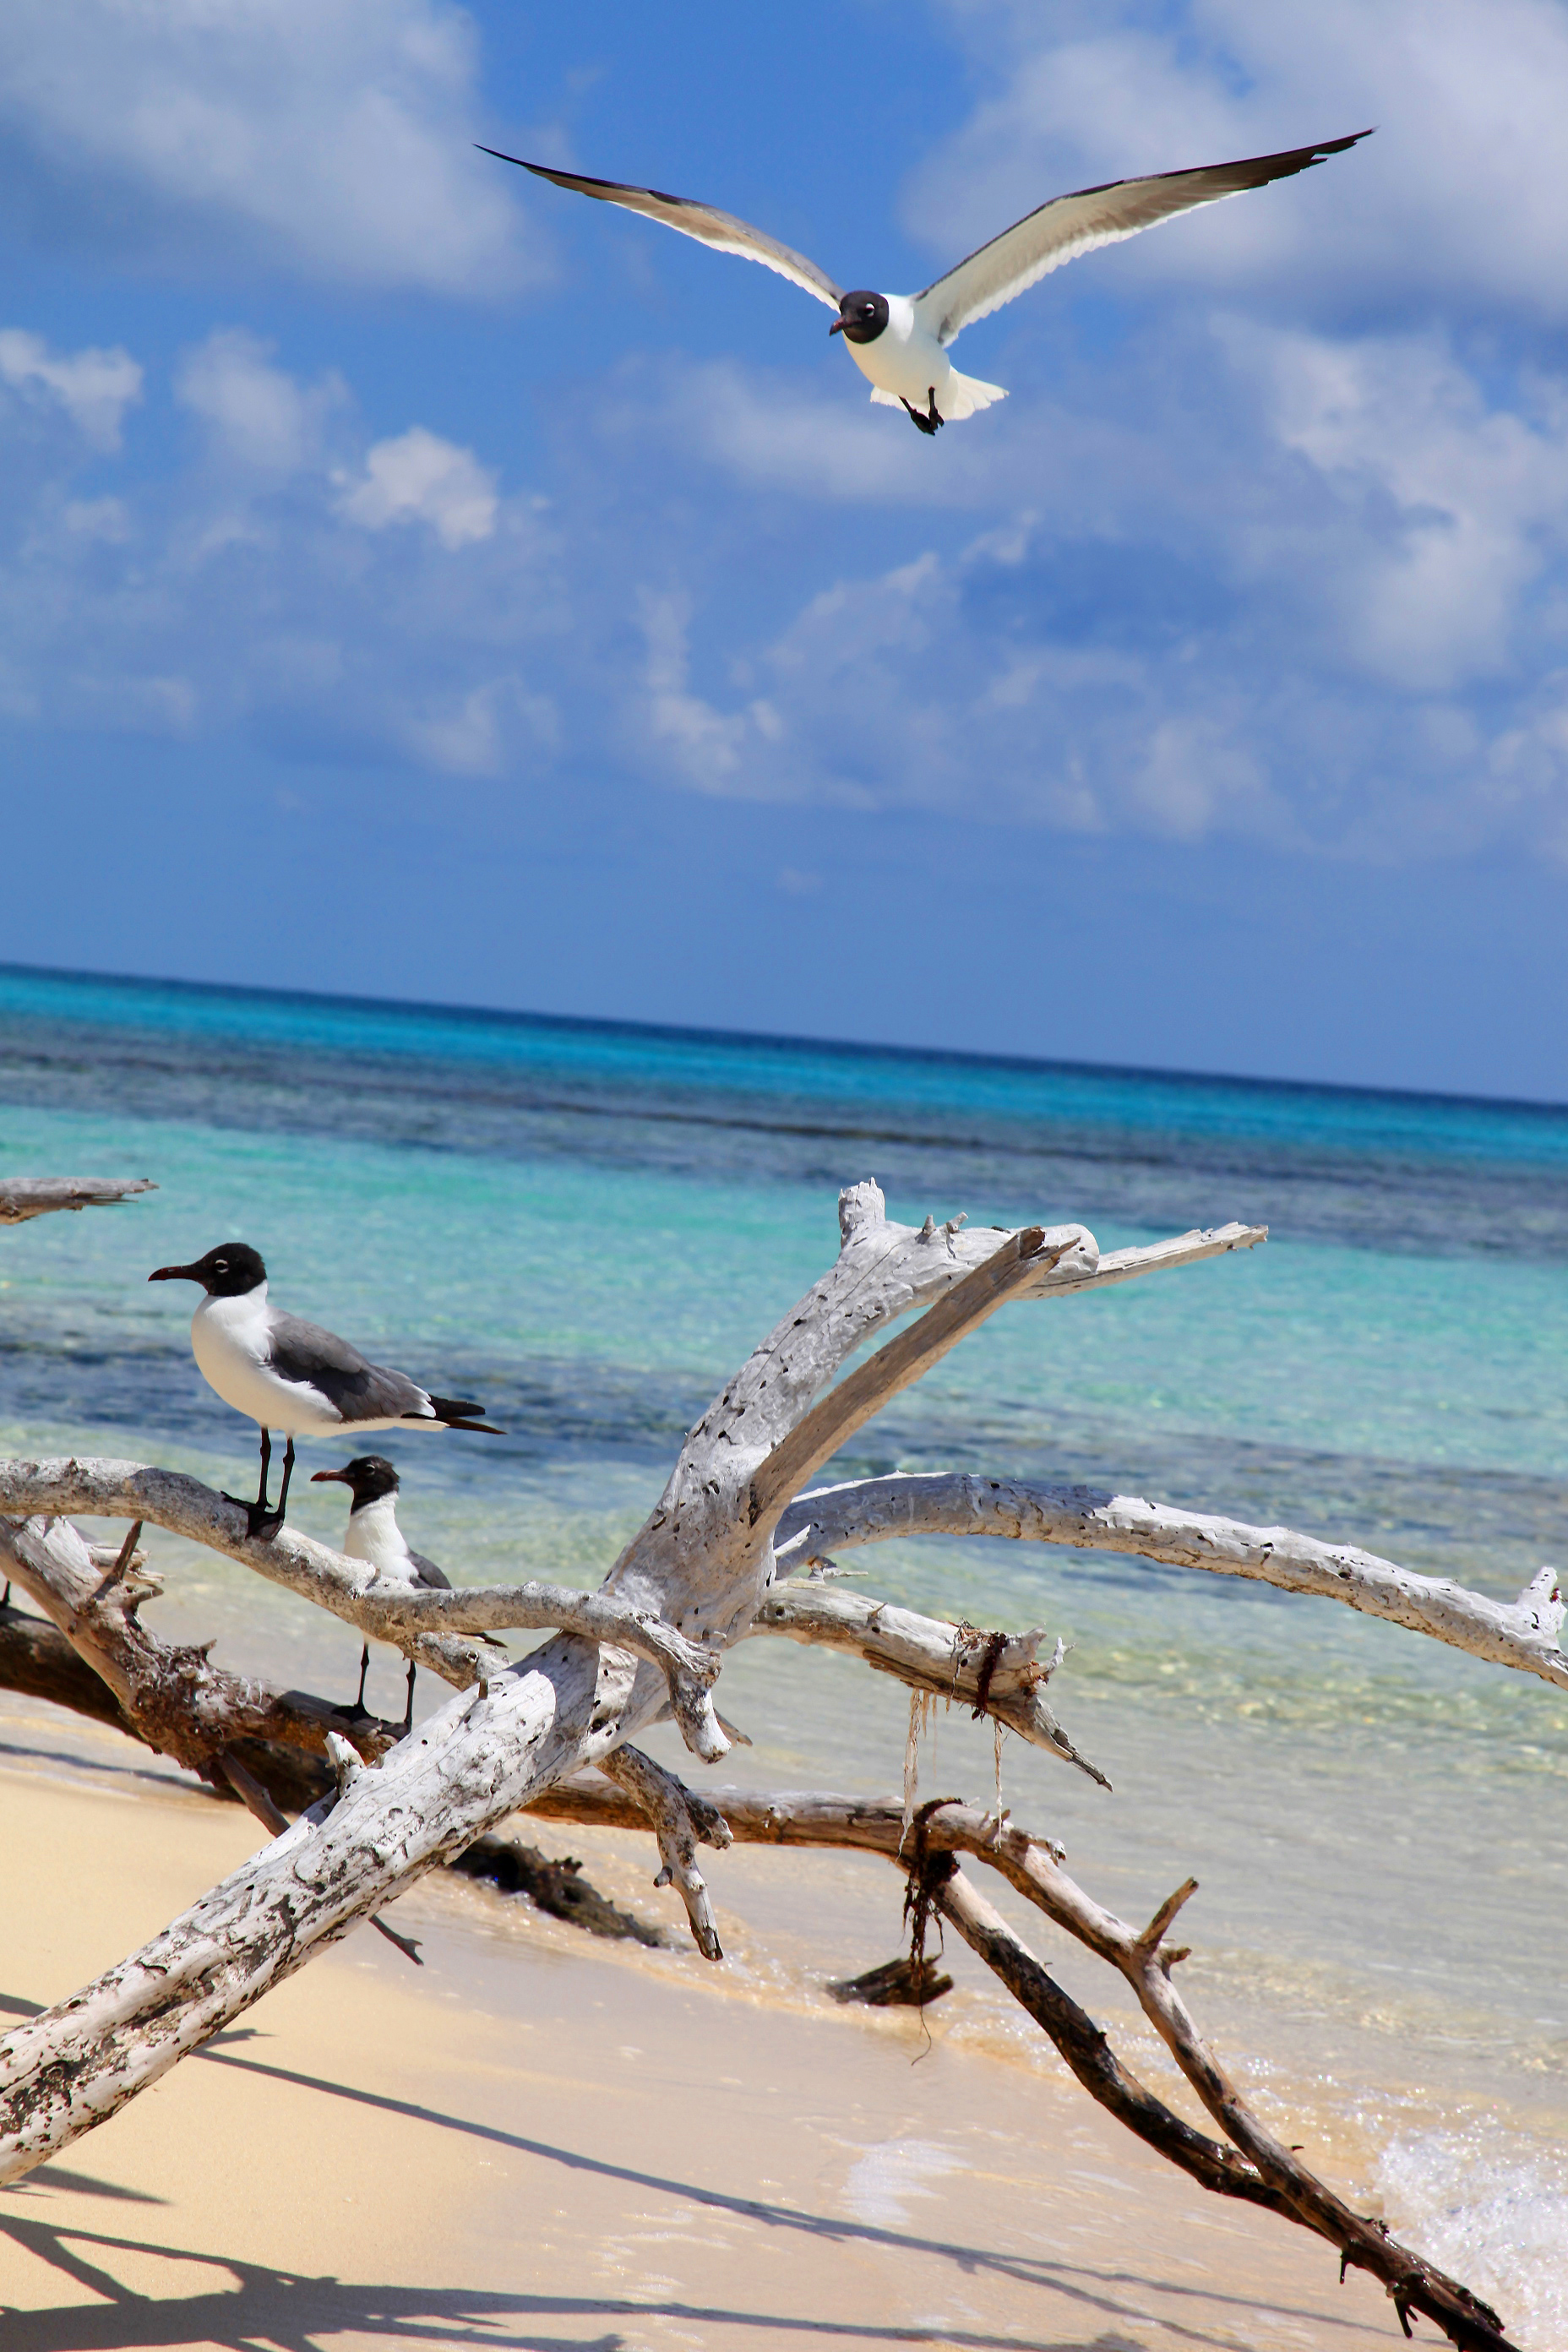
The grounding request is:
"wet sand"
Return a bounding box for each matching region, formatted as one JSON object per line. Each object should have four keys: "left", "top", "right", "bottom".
{"left": 0, "top": 1704, "right": 1407, "bottom": 2352}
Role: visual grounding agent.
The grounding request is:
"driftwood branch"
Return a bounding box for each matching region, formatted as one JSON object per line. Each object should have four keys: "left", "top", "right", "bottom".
{"left": 0, "top": 1464, "right": 725, "bottom": 1758}
{"left": 0, "top": 1516, "right": 391, "bottom": 1775}
{"left": 0, "top": 1177, "right": 156, "bottom": 1223}
{"left": 777, "top": 1474, "right": 1568, "bottom": 1691}
{"left": 521, "top": 1778, "right": 1518, "bottom": 2352}
{"left": 749, "top": 1581, "right": 1107, "bottom": 1785}
{"left": 597, "top": 1745, "right": 732, "bottom": 1959}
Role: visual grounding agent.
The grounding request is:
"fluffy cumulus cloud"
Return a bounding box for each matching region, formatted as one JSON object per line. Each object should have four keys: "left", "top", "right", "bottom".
{"left": 0, "top": 0, "right": 538, "bottom": 293}
{"left": 176, "top": 329, "right": 344, "bottom": 471}
{"left": 618, "top": 301, "right": 1568, "bottom": 862}
{"left": 0, "top": 328, "right": 141, "bottom": 449}
{"left": 335, "top": 427, "right": 498, "bottom": 549}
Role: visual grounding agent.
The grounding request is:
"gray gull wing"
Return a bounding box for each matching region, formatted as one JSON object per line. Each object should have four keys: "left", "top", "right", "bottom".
{"left": 264, "top": 1312, "right": 432, "bottom": 1424}
{"left": 477, "top": 148, "right": 843, "bottom": 310}
{"left": 913, "top": 131, "right": 1371, "bottom": 346}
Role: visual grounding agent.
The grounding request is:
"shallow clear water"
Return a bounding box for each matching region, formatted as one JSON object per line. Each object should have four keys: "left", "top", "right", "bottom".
{"left": 2, "top": 962, "right": 1564, "bottom": 2339}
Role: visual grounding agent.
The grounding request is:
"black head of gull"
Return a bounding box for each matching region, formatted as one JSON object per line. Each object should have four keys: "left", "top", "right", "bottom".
{"left": 311, "top": 1454, "right": 400, "bottom": 1510}
{"left": 149, "top": 1241, "right": 265, "bottom": 1296}
{"left": 830, "top": 291, "right": 888, "bottom": 345}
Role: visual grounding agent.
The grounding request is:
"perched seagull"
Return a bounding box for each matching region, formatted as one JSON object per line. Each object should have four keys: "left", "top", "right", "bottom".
{"left": 480, "top": 131, "right": 1369, "bottom": 433}
{"left": 312, "top": 1455, "right": 452, "bottom": 1731}
{"left": 149, "top": 1242, "right": 503, "bottom": 1537}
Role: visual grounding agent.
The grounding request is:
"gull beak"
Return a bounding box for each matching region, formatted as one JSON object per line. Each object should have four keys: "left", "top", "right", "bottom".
{"left": 148, "top": 1264, "right": 196, "bottom": 1282}
{"left": 828, "top": 317, "right": 847, "bottom": 336}
{"left": 311, "top": 1467, "right": 351, "bottom": 1485}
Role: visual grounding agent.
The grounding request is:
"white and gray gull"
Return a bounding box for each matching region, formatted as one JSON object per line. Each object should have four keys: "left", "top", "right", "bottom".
{"left": 312, "top": 1455, "right": 453, "bottom": 1730}
{"left": 149, "top": 1242, "right": 503, "bottom": 1537}
{"left": 480, "top": 130, "right": 1369, "bottom": 434}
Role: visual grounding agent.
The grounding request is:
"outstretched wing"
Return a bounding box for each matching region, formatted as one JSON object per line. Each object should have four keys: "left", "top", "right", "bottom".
{"left": 913, "top": 131, "right": 1371, "bottom": 346}
{"left": 478, "top": 149, "right": 843, "bottom": 311}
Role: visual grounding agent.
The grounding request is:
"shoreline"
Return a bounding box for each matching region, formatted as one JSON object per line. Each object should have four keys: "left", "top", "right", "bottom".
{"left": 0, "top": 1699, "right": 1480, "bottom": 2352}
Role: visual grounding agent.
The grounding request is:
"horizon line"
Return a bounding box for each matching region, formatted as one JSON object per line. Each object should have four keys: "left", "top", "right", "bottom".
{"left": 2, "top": 955, "right": 1565, "bottom": 1120}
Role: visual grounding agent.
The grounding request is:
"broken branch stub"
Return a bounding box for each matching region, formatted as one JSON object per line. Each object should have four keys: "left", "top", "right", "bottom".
{"left": 0, "top": 1178, "right": 156, "bottom": 1224}
{"left": 749, "top": 1581, "right": 1108, "bottom": 1786}
{"left": 599, "top": 1744, "right": 732, "bottom": 1959}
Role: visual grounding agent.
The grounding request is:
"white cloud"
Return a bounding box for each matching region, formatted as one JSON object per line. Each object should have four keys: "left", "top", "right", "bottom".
{"left": 1244, "top": 325, "right": 1568, "bottom": 689}
{"left": 335, "top": 427, "right": 497, "bottom": 548}
{"left": 176, "top": 329, "right": 340, "bottom": 471}
{"left": 0, "top": 0, "right": 539, "bottom": 295}
{"left": 917, "top": 0, "right": 1568, "bottom": 323}
{"left": 0, "top": 326, "right": 141, "bottom": 449}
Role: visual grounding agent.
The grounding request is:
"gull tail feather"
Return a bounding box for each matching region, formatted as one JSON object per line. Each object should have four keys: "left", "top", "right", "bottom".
{"left": 940, "top": 370, "right": 1008, "bottom": 421}
{"left": 868, "top": 375, "right": 1008, "bottom": 422}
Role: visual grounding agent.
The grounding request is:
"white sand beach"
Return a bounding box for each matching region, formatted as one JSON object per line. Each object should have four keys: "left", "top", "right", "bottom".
{"left": 0, "top": 1697, "right": 1410, "bottom": 2352}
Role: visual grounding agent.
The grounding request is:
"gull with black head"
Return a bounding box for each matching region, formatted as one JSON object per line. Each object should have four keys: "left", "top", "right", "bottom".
{"left": 149, "top": 1243, "right": 503, "bottom": 1538}
{"left": 312, "top": 1455, "right": 457, "bottom": 1732}
{"left": 480, "top": 130, "right": 1369, "bottom": 433}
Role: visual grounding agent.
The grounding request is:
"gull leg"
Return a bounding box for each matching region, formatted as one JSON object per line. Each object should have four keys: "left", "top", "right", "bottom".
{"left": 354, "top": 1644, "right": 371, "bottom": 1715}
{"left": 223, "top": 1428, "right": 278, "bottom": 1539}
{"left": 270, "top": 1438, "right": 297, "bottom": 1527}
{"left": 900, "top": 393, "right": 943, "bottom": 438}
{"left": 401, "top": 1659, "right": 417, "bottom": 1739}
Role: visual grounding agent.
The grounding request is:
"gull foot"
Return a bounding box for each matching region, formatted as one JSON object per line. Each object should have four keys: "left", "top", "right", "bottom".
{"left": 901, "top": 389, "right": 944, "bottom": 436}
{"left": 222, "top": 1492, "right": 284, "bottom": 1541}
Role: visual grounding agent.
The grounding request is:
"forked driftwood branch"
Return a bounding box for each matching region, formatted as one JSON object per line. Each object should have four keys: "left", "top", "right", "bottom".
{"left": 0, "top": 1186, "right": 1535, "bottom": 2347}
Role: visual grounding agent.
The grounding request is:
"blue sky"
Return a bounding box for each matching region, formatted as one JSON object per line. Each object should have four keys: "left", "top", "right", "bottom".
{"left": 3, "top": 0, "right": 1567, "bottom": 1098}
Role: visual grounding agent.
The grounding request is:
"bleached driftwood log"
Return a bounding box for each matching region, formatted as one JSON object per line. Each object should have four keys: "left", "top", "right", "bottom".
{"left": 0, "top": 1203, "right": 1258, "bottom": 2186}
{"left": 0, "top": 1177, "right": 155, "bottom": 1222}
{"left": 777, "top": 1475, "right": 1567, "bottom": 1690}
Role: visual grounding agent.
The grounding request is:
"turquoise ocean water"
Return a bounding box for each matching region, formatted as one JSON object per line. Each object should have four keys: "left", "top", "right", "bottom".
{"left": 1, "top": 963, "right": 1565, "bottom": 2338}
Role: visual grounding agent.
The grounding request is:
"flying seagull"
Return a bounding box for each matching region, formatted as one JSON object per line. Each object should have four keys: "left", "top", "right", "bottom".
{"left": 149, "top": 1243, "right": 503, "bottom": 1538}
{"left": 312, "top": 1455, "right": 456, "bottom": 1731}
{"left": 479, "top": 131, "right": 1370, "bottom": 433}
